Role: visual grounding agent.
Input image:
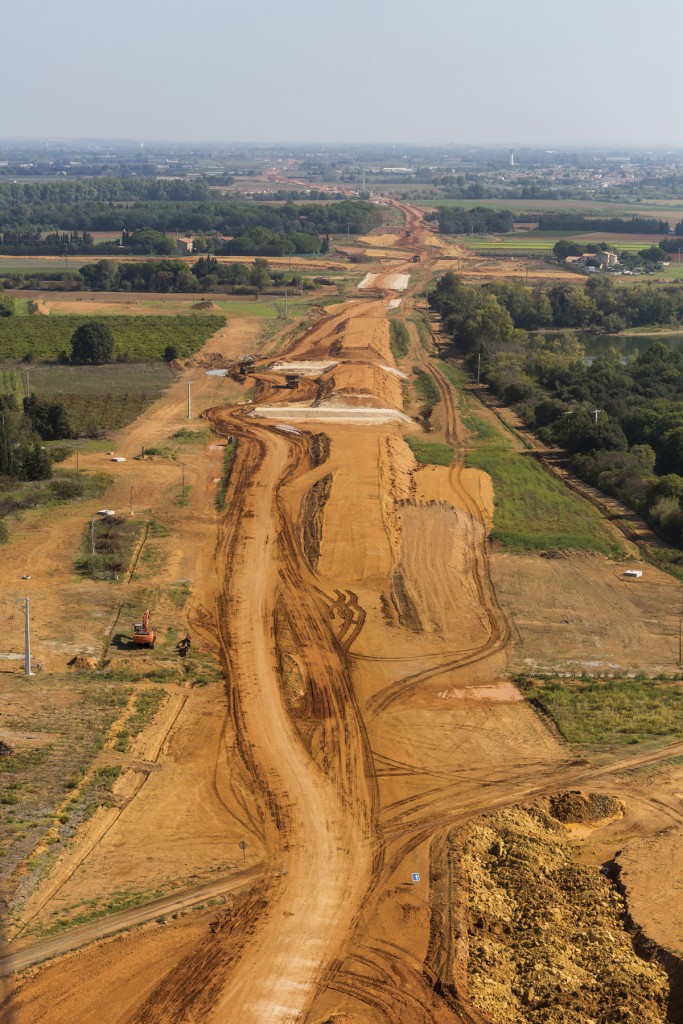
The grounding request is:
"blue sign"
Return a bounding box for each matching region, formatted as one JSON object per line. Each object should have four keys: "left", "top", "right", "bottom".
{"left": 411, "top": 872, "right": 420, "bottom": 882}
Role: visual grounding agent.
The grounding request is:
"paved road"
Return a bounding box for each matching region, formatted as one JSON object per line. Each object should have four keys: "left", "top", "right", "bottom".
{"left": 0, "top": 864, "right": 262, "bottom": 976}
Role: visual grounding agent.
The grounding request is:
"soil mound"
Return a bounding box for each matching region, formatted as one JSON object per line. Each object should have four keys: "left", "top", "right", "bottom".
{"left": 436, "top": 804, "right": 669, "bottom": 1024}
{"left": 67, "top": 655, "right": 98, "bottom": 671}
{"left": 548, "top": 790, "right": 624, "bottom": 825}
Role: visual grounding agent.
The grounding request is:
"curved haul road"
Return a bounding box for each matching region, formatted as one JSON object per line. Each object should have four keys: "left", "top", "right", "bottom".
{"left": 131, "top": 416, "right": 376, "bottom": 1023}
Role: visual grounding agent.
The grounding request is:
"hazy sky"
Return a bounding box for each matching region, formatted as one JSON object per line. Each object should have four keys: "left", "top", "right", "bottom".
{"left": 3, "top": 0, "right": 681, "bottom": 145}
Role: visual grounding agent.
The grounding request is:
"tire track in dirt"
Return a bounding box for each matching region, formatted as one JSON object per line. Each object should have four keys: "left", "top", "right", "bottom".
{"left": 368, "top": 322, "right": 511, "bottom": 717}
{"left": 129, "top": 409, "right": 378, "bottom": 1024}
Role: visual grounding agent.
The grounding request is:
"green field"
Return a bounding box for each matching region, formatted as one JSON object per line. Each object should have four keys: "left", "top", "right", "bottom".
{"left": 431, "top": 358, "right": 621, "bottom": 554}
{"left": 414, "top": 197, "right": 683, "bottom": 223}
{"left": 1, "top": 361, "right": 175, "bottom": 396}
{"left": 0, "top": 314, "right": 224, "bottom": 361}
{"left": 0, "top": 361, "right": 183, "bottom": 437}
{"left": 43, "top": 378, "right": 240, "bottom": 438}
{"left": 518, "top": 676, "right": 683, "bottom": 749}
{"left": 466, "top": 444, "right": 622, "bottom": 553}
{"left": 211, "top": 298, "right": 311, "bottom": 318}
{"left": 457, "top": 234, "right": 654, "bottom": 254}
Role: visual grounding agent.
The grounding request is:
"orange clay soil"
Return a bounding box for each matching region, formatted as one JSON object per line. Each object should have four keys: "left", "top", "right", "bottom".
{"left": 3, "top": 204, "right": 682, "bottom": 1024}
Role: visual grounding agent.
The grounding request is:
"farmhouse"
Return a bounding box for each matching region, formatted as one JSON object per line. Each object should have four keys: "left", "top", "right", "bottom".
{"left": 176, "top": 237, "right": 195, "bottom": 255}
{"left": 566, "top": 250, "right": 619, "bottom": 269}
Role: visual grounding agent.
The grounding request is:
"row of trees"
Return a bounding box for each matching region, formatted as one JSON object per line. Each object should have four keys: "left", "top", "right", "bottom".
{"left": 422, "top": 209, "right": 683, "bottom": 238}
{"left": 426, "top": 206, "right": 515, "bottom": 234}
{"left": 429, "top": 273, "right": 683, "bottom": 546}
{"left": 0, "top": 196, "right": 382, "bottom": 239}
{"left": 485, "top": 276, "right": 683, "bottom": 333}
{"left": 0, "top": 178, "right": 211, "bottom": 206}
{"left": 76, "top": 256, "right": 309, "bottom": 295}
{"left": 537, "top": 213, "right": 670, "bottom": 234}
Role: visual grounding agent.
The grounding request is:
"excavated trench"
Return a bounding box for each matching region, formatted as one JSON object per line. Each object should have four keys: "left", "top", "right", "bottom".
{"left": 298, "top": 473, "right": 333, "bottom": 572}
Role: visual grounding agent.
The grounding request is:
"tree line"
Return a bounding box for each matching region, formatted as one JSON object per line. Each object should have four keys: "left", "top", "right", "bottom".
{"left": 536, "top": 213, "right": 670, "bottom": 234}
{"left": 486, "top": 276, "right": 683, "bottom": 334}
{"left": 426, "top": 207, "right": 515, "bottom": 234}
{"left": 22, "top": 256, "right": 317, "bottom": 295}
{"left": 0, "top": 178, "right": 212, "bottom": 206}
{"left": 0, "top": 196, "right": 382, "bottom": 237}
{"left": 424, "top": 208, "right": 683, "bottom": 238}
{"left": 429, "top": 272, "right": 683, "bottom": 550}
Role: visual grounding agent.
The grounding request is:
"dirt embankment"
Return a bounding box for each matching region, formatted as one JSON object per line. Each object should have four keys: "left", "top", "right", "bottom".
{"left": 429, "top": 794, "right": 670, "bottom": 1024}
{"left": 299, "top": 473, "right": 333, "bottom": 571}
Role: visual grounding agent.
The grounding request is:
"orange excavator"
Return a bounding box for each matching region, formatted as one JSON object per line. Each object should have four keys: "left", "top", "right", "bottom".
{"left": 132, "top": 609, "right": 155, "bottom": 649}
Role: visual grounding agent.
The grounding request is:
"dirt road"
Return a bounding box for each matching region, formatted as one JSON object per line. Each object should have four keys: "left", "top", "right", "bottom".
{"left": 0, "top": 865, "right": 262, "bottom": 976}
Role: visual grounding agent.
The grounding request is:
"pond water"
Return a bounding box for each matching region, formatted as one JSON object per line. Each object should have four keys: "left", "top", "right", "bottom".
{"left": 543, "top": 331, "right": 683, "bottom": 363}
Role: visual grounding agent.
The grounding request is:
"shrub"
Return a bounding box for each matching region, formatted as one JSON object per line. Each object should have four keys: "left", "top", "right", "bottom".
{"left": 70, "top": 321, "right": 115, "bottom": 365}
{"left": 49, "top": 476, "right": 85, "bottom": 500}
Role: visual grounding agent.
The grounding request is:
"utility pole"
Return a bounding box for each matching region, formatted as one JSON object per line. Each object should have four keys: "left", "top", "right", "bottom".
{"left": 477, "top": 351, "right": 481, "bottom": 384}
{"left": 187, "top": 381, "right": 192, "bottom": 420}
{"left": 591, "top": 408, "right": 602, "bottom": 426}
{"left": 130, "top": 486, "right": 134, "bottom": 516}
{"left": 90, "top": 516, "right": 96, "bottom": 555}
{"left": 25, "top": 368, "right": 30, "bottom": 398}
{"left": 284, "top": 287, "right": 288, "bottom": 319}
{"left": 23, "top": 598, "right": 33, "bottom": 676}
{"left": 75, "top": 449, "right": 79, "bottom": 473}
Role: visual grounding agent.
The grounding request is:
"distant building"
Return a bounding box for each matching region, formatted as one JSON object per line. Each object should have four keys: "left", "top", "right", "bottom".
{"left": 566, "top": 251, "right": 619, "bottom": 269}
{"left": 176, "top": 237, "right": 195, "bottom": 255}
{"left": 595, "top": 250, "right": 619, "bottom": 267}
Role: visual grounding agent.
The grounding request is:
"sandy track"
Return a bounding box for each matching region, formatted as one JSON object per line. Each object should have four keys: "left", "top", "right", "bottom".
{"left": 127, "top": 412, "right": 376, "bottom": 1023}
{"left": 0, "top": 865, "right": 262, "bottom": 976}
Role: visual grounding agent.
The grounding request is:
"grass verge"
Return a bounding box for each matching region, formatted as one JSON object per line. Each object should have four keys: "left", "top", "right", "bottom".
{"left": 389, "top": 320, "right": 410, "bottom": 361}
{"left": 467, "top": 446, "right": 621, "bottom": 554}
{"left": 517, "top": 675, "right": 683, "bottom": 748}
{"left": 405, "top": 435, "right": 454, "bottom": 467}
{"left": 434, "top": 360, "right": 622, "bottom": 554}
{"left": 409, "top": 314, "right": 432, "bottom": 353}
{"left": 113, "top": 688, "right": 167, "bottom": 753}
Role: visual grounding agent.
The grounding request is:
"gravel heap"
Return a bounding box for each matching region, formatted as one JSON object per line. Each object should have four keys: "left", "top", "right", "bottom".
{"left": 462, "top": 802, "right": 668, "bottom": 1024}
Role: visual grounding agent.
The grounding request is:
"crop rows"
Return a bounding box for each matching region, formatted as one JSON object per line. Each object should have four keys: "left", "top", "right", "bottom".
{"left": 0, "top": 314, "right": 225, "bottom": 361}
{"left": 42, "top": 392, "right": 158, "bottom": 435}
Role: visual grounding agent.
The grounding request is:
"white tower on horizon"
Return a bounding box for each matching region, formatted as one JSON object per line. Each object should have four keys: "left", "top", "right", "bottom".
{"left": 510, "top": 149, "right": 515, "bottom": 167}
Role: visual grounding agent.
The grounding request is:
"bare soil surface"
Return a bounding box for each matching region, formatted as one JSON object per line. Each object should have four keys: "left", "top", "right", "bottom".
{"left": 3, "top": 202, "right": 682, "bottom": 1024}
{"left": 492, "top": 551, "right": 680, "bottom": 675}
